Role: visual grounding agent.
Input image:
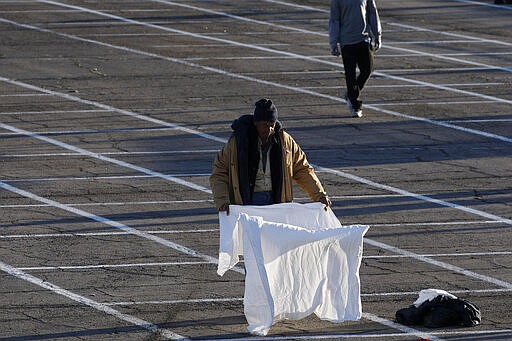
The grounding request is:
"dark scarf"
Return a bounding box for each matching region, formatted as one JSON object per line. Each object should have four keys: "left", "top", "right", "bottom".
{"left": 231, "top": 115, "right": 283, "bottom": 205}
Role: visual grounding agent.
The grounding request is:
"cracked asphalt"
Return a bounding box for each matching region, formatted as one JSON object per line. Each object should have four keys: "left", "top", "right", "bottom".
{"left": 0, "top": 0, "right": 511, "bottom": 340}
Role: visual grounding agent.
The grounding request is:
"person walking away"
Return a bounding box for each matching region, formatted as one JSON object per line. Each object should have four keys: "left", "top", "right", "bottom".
{"left": 210, "top": 98, "right": 331, "bottom": 215}
{"left": 329, "top": 0, "right": 382, "bottom": 118}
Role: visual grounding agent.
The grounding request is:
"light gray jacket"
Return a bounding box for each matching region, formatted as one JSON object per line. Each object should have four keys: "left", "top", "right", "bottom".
{"left": 329, "top": 0, "right": 381, "bottom": 49}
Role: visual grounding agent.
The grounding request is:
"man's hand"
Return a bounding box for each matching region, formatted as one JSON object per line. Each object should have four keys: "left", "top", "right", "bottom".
{"left": 319, "top": 195, "right": 332, "bottom": 211}
{"left": 331, "top": 46, "right": 341, "bottom": 57}
{"left": 219, "top": 203, "right": 230, "bottom": 215}
{"left": 373, "top": 37, "right": 381, "bottom": 52}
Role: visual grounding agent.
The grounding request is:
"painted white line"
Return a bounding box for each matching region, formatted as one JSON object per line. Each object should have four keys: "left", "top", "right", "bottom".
{"left": 0, "top": 220, "right": 503, "bottom": 239}
{"left": 14, "top": 251, "right": 512, "bottom": 271}
{"left": 370, "top": 220, "right": 507, "bottom": 227}
{"left": 317, "top": 166, "right": 512, "bottom": 227}
{"left": 365, "top": 251, "right": 512, "bottom": 259}
{"left": 365, "top": 238, "right": 512, "bottom": 289}
{"left": 0, "top": 230, "right": 218, "bottom": 239}
{"left": 361, "top": 288, "right": 512, "bottom": 297}
{"left": 105, "top": 297, "right": 244, "bottom": 306}
{"left": 386, "top": 40, "right": 489, "bottom": 44}
{"left": 381, "top": 52, "right": 512, "bottom": 57}
{"left": 373, "top": 100, "right": 495, "bottom": 106}
{"left": 1, "top": 4, "right": 508, "bottom": 334}
{"left": 0, "top": 9, "right": 79, "bottom": 13}
{"left": 18, "top": 261, "right": 212, "bottom": 271}
{"left": 171, "top": 329, "right": 511, "bottom": 340}
{"left": 0, "top": 260, "right": 188, "bottom": 340}
{"left": 379, "top": 66, "right": 492, "bottom": 73}
{"left": 153, "top": 0, "right": 512, "bottom": 73}
{"left": 362, "top": 312, "right": 442, "bottom": 340}
{"left": 2, "top": 113, "right": 510, "bottom": 232}
{"left": 0, "top": 75, "right": 226, "bottom": 144}
{"left": 0, "top": 180, "right": 243, "bottom": 274}
{"left": 365, "top": 106, "right": 512, "bottom": 143}
{"left": 441, "top": 119, "right": 512, "bottom": 123}
{"left": 0, "top": 109, "right": 113, "bottom": 115}
{"left": 450, "top": 0, "right": 512, "bottom": 10}
{"left": 0, "top": 219, "right": 501, "bottom": 239}
{"left": 0, "top": 122, "right": 212, "bottom": 194}
{"left": 79, "top": 31, "right": 305, "bottom": 37}
{"left": 1, "top": 199, "right": 214, "bottom": 208}
{"left": 103, "top": 287, "right": 512, "bottom": 306}
{"left": 154, "top": 43, "right": 290, "bottom": 48}
{"left": 314, "top": 166, "right": 512, "bottom": 289}
{"left": 1, "top": 149, "right": 218, "bottom": 158}
{"left": 2, "top": 86, "right": 511, "bottom": 292}
{"left": 305, "top": 82, "right": 505, "bottom": 89}
{"left": 387, "top": 22, "right": 512, "bottom": 46}
{"left": 2, "top": 174, "right": 211, "bottom": 183}
{"left": 0, "top": 179, "right": 493, "bottom": 341}
{"left": 380, "top": 43, "right": 512, "bottom": 73}
{"left": 38, "top": 0, "right": 512, "bottom": 104}
{"left": 250, "top": 67, "right": 501, "bottom": 74}
{"left": 0, "top": 127, "right": 176, "bottom": 136}
{"left": 0, "top": 93, "right": 51, "bottom": 97}
{"left": 264, "top": 0, "right": 512, "bottom": 39}
{"left": 2, "top": 20, "right": 511, "bottom": 145}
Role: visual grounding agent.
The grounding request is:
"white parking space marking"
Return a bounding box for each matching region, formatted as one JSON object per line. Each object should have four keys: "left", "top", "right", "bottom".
{"left": 0, "top": 180, "right": 232, "bottom": 271}
{"left": 366, "top": 238, "right": 512, "bottom": 289}
{"left": 0, "top": 127, "right": 178, "bottom": 136}
{"left": 2, "top": 85, "right": 511, "bottom": 291}
{"left": 166, "top": 328, "right": 511, "bottom": 340}
{"left": 0, "top": 218, "right": 505, "bottom": 239}
{"left": 1, "top": 230, "right": 218, "bottom": 239}
{"left": 0, "top": 260, "right": 188, "bottom": 340}
{"left": 1, "top": 150, "right": 217, "bottom": 158}
{"left": 450, "top": 0, "right": 512, "bottom": 10}
{"left": 13, "top": 250, "right": 512, "bottom": 271}
{"left": 0, "top": 182, "right": 439, "bottom": 339}
{"left": 0, "top": 93, "right": 51, "bottom": 97}
{"left": 2, "top": 1, "right": 510, "bottom": 340}
{"left": 157, "top": 0, "right": 511, "bottom": 75}
{"left": 2, "top": 19, "right": 511, "bottom": 144}
{"left": 103, "top": 288, "right": 512, "bottom": 306}
{"left": 35, "top": 0, "right": 512, "bottom": 98}
{"left": 317, "top": 166, "right": 512, "bottom": 227}
{"left": 1, "top": 12, "right": 511, "bottom": 292}
{"left": 442, "top": 119, "right": 512, "bottom": 123}
{"left": 18, "top": 261, "right": 212, "bottom": 271}
{"left": 0, "top": 75, "right": 226, "bottom": 143}
{"left": 0, "top": 122, "right": 212, "bottom": 193}
{"left": 3, "top": 164, "right": 512, "bottom": 294}
{"left": 387, "top": 22, "right": 512, "bottom": 46}
{"left": 0, "top": 109, "right": 113, "bottom": 115}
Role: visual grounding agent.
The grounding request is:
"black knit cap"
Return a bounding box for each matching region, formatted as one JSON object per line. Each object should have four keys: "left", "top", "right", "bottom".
{"left": 253, "top": 98, "right": 278, "bottom": 122}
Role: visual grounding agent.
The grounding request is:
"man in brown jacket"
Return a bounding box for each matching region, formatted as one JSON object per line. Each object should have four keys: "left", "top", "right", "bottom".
{"left": 210, "top": 98, "right": 331, "bottom": 215}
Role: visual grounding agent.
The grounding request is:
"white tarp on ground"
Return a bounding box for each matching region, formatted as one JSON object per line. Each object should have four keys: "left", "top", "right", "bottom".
{"left": 217, "top": 202, "right": 369, "bottom": 335}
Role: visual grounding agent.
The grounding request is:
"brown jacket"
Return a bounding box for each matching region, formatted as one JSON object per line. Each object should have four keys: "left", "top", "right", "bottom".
{"left": 210, "top": 129, "right": 327, "bottom": 210}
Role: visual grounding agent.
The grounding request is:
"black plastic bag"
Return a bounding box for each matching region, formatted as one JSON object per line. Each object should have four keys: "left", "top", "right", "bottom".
{"left": 396, "top": 295, "right": 481, "bottom": 328}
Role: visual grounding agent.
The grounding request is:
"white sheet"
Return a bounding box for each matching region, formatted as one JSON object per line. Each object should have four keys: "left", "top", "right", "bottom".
{"left": 217, "top": 203, "right": 369, "bottom": 335}
{"left": 218, "top": 202, "right": 343, "bottom": 276}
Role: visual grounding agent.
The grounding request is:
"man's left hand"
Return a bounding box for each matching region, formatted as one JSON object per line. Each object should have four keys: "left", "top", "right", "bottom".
{"left": 319, "top": 195, "right": 332, "bottom": 210}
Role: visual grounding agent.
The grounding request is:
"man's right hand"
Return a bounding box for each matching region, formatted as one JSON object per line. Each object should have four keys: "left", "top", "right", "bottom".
{"left": 219, "top": 203, "right": 230, "bottom": 215}
{"left": 331, "top": 46, "right": 341, "bottom": 57}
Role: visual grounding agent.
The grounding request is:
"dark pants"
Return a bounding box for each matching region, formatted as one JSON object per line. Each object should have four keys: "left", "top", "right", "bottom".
{"left": 341, "top": 41, "right": 374, "bottom": 110}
